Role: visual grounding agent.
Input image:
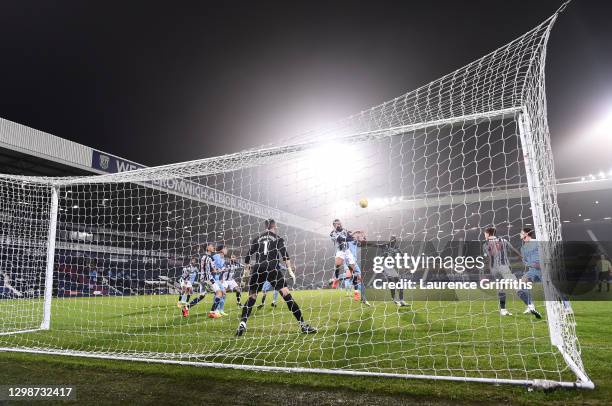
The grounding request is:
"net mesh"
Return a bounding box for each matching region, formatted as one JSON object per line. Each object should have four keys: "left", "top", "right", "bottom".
{"left": 0, "top": 9, "right": 590, "bottom": 386}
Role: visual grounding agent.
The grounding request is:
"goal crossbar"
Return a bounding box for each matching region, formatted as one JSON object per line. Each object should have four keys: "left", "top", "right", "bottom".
{"left": 31, "top": 107, "right": 522, "bottom": 188}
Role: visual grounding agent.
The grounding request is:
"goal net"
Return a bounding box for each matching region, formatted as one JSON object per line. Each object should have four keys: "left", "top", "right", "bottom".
{"left": 0, "top": 9, "right": 593, "bottom": 388}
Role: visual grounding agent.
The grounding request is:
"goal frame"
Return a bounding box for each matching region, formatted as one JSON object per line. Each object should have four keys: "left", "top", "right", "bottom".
{"left": 0, "top": 185, "right": 58, "bottom": 337}
{"left": 0, "top": 107, "right": 594, "bottom": 389}
{"left": 41, "top": 186, "right": 59, "bottom": 330}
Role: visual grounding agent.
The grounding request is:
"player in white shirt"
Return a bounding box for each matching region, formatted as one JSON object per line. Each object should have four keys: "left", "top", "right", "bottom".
{"left": 177, "top": 257, "right": 198, "bottom": 316}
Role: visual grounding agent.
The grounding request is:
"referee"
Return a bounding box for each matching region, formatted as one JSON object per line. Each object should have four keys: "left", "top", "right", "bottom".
{"left": 236, "top": 219, "right": 317, "bottom": 336}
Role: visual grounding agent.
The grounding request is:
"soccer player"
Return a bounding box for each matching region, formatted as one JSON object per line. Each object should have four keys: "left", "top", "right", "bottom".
{"left": 330, "top": 219, "right": 362, "bottom": 301}
{"left": 178, "top": 257, "right": 198, "bottom": 317}
{"left": 483, "top": 227, "right": 540, "bottom": 318}
{"left": 518, "top": 227, "right": 543, "bottom": 318}
{"left": 346, "top": 238, "right": 371, "bottom": 306}
{"left": 257, "top": 280, "right": 279, "bottom": 308}
{"left": 235, "top": 219, "right": 316, "bottom": 336}
{"left": 342, "top": 276, "right": 352, "bottom": 295}
{"left": 258, "top": 260, "right": 296, "bottom": 309}
{"left": 377, "top": 236, "right": 408, "bottom": 306}
{"left": 187, "top": 242, "right": 224, "bottom": 318}
{"left": 596, "top": 253, "right": 612, "bottom": 293}
{"left": 212, "top": 245, "right": 228, "bottom": 316}
{"left": 224, "top": 254, "right": 243, "bottom": 307}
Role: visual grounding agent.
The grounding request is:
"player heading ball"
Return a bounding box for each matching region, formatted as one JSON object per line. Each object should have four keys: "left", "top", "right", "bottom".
{"left": 236, "top": 219, "right": 317, "bottom": 336}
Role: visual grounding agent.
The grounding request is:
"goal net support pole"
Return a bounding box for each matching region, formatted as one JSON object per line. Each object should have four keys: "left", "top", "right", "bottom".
{"left": 40, "top": 186, "right": 59, "bottom": 330}
{"left": 517, "top": 110, "right": 594, "bottom": 389}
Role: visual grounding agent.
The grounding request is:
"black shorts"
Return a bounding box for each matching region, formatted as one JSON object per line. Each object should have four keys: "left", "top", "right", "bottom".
{"left": 248, "top": 262, "right": 287, "bottom": 293}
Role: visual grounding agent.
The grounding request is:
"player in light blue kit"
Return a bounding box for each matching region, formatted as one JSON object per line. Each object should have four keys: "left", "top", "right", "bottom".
{"left": 346, "top": 239, "right": 370, "bottom": 306}
{"left": 342, "top": 276, "right": 352, "bottom": 295}
{"left": 519, "top": 227, "right": 544, "bottom": 317}
{"left": 258, "top": 280, "right": 279, "bottom": 308}
{"left": 212, "top": 245, "right": 228, "bottom": 316}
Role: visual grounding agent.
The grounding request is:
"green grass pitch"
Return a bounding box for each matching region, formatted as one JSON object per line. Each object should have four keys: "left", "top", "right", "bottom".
{"left": 0, "top": 291, "right": 610, "bottom": 405}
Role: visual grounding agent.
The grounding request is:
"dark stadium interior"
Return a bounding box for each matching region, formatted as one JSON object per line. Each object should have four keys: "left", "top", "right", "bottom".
{"left": 0, "top": 146, "right": 91, "bottom": 177}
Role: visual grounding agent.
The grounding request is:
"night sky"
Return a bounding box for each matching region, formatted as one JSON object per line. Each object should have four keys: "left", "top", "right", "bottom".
{"left": 0, "top": 1, "right": 610, "bottom": 178}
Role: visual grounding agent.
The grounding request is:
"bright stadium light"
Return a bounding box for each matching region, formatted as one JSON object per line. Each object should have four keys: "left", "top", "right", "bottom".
{"left": 590, "top": 107, "right": 612, "bottom": 139}
{"left": 307, "top": 142, "right": 360, "bottom": 173}
{"left": 295, "top": 141, "right": 365, "bottom": 200}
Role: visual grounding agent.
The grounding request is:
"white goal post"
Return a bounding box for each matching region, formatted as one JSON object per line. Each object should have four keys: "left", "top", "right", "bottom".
{"left": 0, "top": 5, "right": 593, "bottom": 389}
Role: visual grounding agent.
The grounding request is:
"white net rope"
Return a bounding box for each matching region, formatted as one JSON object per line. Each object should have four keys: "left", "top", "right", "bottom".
{"left": 0, "top": 8, "right": 591, "bottom": 386}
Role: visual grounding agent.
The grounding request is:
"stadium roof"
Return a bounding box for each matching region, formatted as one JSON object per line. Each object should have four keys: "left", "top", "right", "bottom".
{"left": 0, "top": 117, "right": 142, "bottom": 177}
{"left": 0, "top": 117, "right": 329, "bottom": 238}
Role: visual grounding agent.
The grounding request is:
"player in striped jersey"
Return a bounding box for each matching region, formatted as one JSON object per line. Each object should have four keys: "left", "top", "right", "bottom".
{"left": 186, "top": 242, "right": 224, "bottom": 318}
{"left": 224, "top": 254, "right": 243, "bottom": 307}
{"left": 483, "top": 227, "right": 540, "bottom": 318}
{"left": 330, "top": 219, "right": 368, "bottom": 304}
{"left": 178, "top": 257, "right": 198, "bottom": 317}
